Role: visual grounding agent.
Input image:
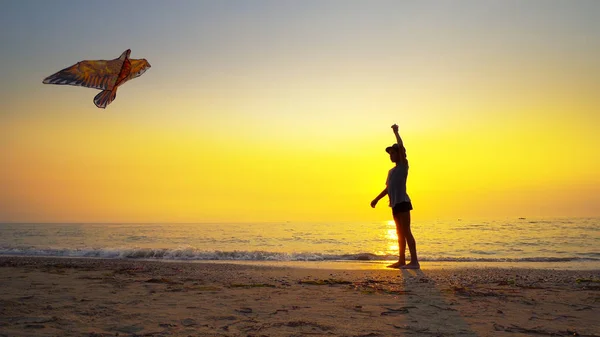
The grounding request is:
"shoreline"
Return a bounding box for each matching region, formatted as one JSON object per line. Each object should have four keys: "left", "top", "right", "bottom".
{"left": 2, "top": 254, "right": 599, "bottom": 271}
{"left": 1, "top": 256, "right": 598, "bottom": 336}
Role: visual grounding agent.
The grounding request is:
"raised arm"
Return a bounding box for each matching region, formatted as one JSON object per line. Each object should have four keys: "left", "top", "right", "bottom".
{"left": 392, "top": 124, "right": 403, "bottom": 147}
{"left": 392, "top": 124, "right": 408, "bottom": 165}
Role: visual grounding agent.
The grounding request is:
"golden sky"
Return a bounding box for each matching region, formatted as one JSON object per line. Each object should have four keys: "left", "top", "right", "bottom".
{"left": 1, "top": 1, "right": 599, "bottom": 222}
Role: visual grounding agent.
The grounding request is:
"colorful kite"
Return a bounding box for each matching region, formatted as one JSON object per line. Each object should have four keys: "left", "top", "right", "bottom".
{"left": 42, "top": 49, "right": 151, "bottom": 108}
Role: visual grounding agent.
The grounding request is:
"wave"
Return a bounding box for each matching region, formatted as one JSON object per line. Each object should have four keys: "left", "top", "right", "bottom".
{"left": 0, "top": 247, "right": 598, "bottom": 263}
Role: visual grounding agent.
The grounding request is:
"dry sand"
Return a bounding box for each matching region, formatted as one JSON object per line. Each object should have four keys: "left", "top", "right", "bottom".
{"left": 0, "top": 256, "right": 598, "bottom": 337}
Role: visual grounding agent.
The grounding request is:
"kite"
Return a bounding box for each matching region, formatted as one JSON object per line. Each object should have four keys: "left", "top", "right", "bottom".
{"left": 42, "top": 49, "right": 151, "bottom": 108}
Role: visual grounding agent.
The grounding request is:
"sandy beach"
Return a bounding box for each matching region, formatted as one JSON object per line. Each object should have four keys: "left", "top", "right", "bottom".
{"left": 0, "top": 257, "right": 598, "bottom": 337}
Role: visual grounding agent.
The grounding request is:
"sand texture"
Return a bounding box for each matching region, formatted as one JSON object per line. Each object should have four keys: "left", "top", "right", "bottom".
{"left": 0, "top": 257, "right": 598, "bottom": 336}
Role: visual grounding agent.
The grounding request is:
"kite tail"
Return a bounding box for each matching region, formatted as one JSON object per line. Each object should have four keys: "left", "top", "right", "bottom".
{"left": 94, "top": 89, "right": 117, "bottom": 109}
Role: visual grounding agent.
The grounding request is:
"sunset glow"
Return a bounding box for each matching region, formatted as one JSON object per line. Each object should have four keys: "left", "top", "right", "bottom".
{"left": 1, "top": 1, "right": 599, "bottom": 223}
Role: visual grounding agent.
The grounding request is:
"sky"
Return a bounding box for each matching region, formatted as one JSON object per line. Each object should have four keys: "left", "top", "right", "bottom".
{"left": 1, "top": 0, "right": 599, "bottom": 223}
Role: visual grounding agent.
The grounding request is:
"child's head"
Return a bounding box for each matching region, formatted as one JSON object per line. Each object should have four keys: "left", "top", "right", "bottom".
{"left": 386, "top": 144, "right": 407, "bottom": 163}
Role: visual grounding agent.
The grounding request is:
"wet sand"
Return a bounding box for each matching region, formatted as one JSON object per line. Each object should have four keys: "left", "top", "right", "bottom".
{"left": 0, "top": 256, "right": 598, "bottom": 336}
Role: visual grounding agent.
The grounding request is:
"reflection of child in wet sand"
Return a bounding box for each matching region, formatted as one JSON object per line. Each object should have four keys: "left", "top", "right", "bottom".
{"left": 371, "top": 124, "right": 420, "bottom": 269}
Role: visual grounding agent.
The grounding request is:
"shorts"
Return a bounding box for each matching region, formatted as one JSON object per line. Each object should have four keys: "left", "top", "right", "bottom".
{"left": 392, "top": 201, "right": 413, "bottom": 215}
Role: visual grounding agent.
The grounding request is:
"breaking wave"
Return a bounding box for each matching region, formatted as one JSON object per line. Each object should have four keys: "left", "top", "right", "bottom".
{"left": 0, "top": 247, "right": 597, "bottom": 263}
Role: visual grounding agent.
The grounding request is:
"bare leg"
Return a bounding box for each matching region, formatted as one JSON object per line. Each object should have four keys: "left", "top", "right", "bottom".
{"left": 398, "top": 211, "right": 419, "bottom": 269}
{"left": 387, "top": 213, "right": 407, "bottom": 268}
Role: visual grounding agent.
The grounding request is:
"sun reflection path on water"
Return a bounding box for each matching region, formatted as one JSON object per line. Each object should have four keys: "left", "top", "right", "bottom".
{"left": 385, "top": 220, "right": 399, "bottom": 255}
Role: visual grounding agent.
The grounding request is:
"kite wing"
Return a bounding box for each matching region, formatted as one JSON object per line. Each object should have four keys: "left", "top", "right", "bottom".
{"left": 42, "top": 60, "right": 119, "bottom": 90}
{"left": 42, "top": 49, "right": 131, "bottom": 91}
{"left": 42, "top": 50, "right": 150, "bottom": 109}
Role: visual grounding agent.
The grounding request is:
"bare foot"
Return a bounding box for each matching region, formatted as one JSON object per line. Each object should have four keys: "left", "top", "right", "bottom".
{"left": 386, "top": 261, "right": 406, "bottom": 269}
{"left": 400, "top": 262, "right": 420, "bottom": 270}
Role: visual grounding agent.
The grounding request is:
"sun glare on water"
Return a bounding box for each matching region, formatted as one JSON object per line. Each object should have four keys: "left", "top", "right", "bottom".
{"left": 385, "top": 220, "right": 398, "bottom": 253}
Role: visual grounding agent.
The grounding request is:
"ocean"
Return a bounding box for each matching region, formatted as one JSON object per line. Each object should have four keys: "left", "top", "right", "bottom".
{"left": 1, "top": 217, "right": 598, "bottom": 270}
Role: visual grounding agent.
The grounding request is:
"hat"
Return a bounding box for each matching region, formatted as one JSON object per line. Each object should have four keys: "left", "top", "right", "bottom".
{"left": 386, "top": 144, "right": 407, "bottom": 157}
{"left": 385, "top": 143, "right": 401, "bottom": 154}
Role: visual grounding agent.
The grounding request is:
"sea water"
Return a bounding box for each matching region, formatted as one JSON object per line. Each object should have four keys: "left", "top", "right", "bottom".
{"left": 0, "top": 217, "right": 598, "bottom": 270}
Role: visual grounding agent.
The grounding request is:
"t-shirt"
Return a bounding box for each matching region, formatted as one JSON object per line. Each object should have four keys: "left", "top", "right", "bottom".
{"left": 386, "top": 163, "right": 410, "bottom": 207}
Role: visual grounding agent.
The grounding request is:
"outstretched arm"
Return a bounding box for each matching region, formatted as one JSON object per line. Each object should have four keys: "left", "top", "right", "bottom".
{"left": 371, "top": 188, "right": 388, "bottom": 208}
{"left": 392, "top": 123, "right": 408, "bottom": 165}
{"left": 392, "top": 124, "right": 403, "bottom": 147}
